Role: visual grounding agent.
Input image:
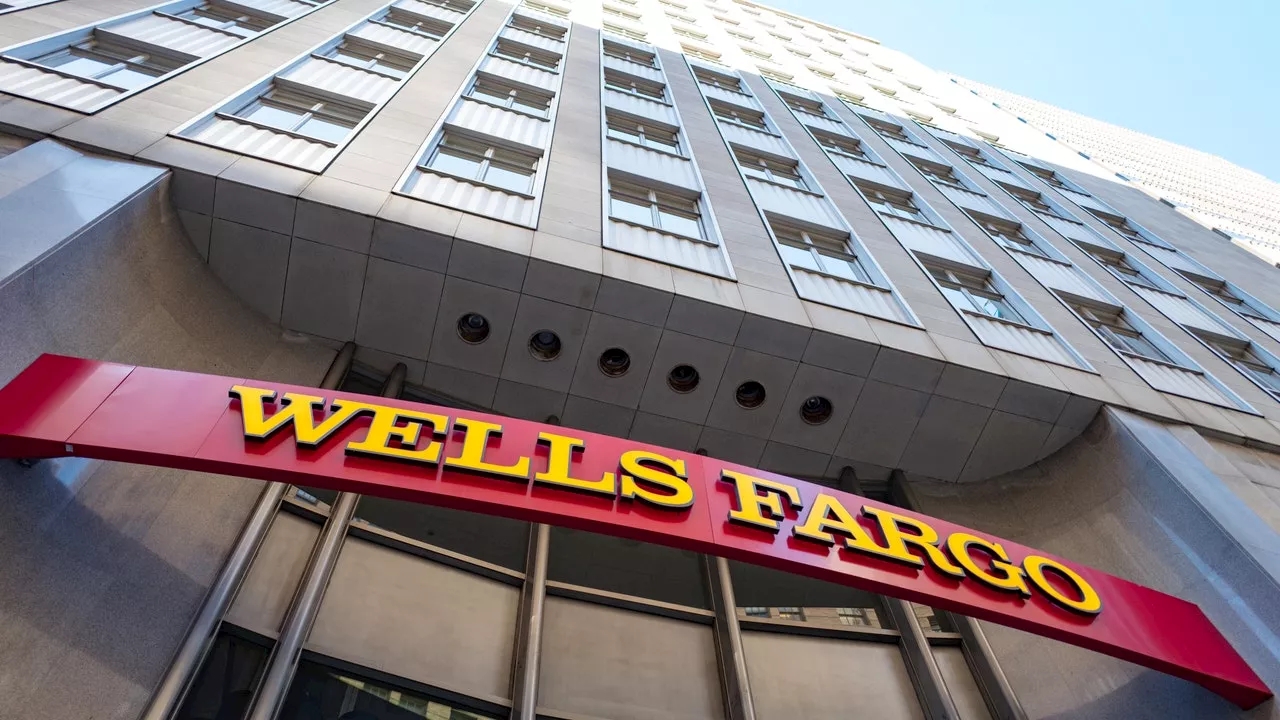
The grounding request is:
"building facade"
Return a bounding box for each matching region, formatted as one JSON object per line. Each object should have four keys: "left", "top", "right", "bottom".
{"left": 953, "top": 76, "right": 1280, "bottom": 268}
{"left": 1, "top": 0, "right": 1280, "bottom": 719}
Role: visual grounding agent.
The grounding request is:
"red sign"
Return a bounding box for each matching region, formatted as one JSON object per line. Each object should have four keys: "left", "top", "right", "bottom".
{"left": 0, "top": 354, "right": 1269, "bottom": 708}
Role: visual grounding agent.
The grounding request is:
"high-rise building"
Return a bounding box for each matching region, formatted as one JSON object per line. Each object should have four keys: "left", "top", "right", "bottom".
{"left": 0, "top": 0, "right": 1279, "bottom": 719}
{"left": 954, "top": 75, "right": 1280, "bottom": 267}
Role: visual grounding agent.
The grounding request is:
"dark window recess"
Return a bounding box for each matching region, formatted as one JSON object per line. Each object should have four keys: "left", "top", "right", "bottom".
{"left": 177, "top": 633, "right": 270, "bottom": 720}
{"left": 548, "top": 525, "right": 708, "bottom": 607}
{"left": 729, "top": 560, "right": 888, "bottom": 629}
{"left": 280, "top": 658, "right": 496, "bottom": 719}
{"left": 355, "top": 495, "right": 531, "bottom": 571}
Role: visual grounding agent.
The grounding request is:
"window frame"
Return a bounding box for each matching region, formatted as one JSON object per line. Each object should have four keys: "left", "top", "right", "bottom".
{"left": 492, "top": 38, "right": 561, "bottom": 72}
{"left": 228, "top": 86, "right": 364, "bottom": 145}
{"left": 709, "top": 100, "right": 770, "bottom": 132}
{"left": 737, "top": 150, "right": 807, "bottom": 191}
{"left": 605, "top": 111, "right": 682, "bottom": 156}
{"left": 465, "top": 75, "right": 553, "bottom": 118}
{"left": 928, "top": 263, "right": 1028, "bottom": 325}
{"left": 422, "top": 133, "right": 540, "bottom": 196}
{"left": 602, "top": 39, "right": 656, "bottom": 67}
{"left": 772, "top": 221, "right": 872, "bottom": 285}
{"left": 1068, "top": 300, "right": 1175, "bottom": 364}
{"left": 604, "top": 68, "right": 667, "bottom": 101}
{"left": 608, "top": 178, "right": 708, "bottom": 242}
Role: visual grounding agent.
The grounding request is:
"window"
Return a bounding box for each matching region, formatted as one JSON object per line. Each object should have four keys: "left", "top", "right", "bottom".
{"left": 726, "top": 29, "right": 754, "bottom": 41}
{"left": 781, "top": 94, "right": 827, "bottom": 117}
{"left": 603, "top": 4, "right": 642, "bottom": 21}
{"left": 744, "top": 606, "right": 770, "bottom": 618}
{"left": 1020, "top": 162, "right": 1079, "bottom": 192}
{"left": 1068, "top": 301, "right": 1172, "bottom": 362}
{"left": 838, "top": 607, "right": 873, "bottom": 627}
{"left": 822, "top": 47, "right": 844, "bottom": 58}
{"left": 493, "top": 39, "right": 560, "bottom": 70}
{"left": 603, "top": 22, "right": 647, "bottom": 41}
{"left": 523, "top": 0, "right": 569, "bottom": 17}
{"left": 602, "top": 39, "right": 655, "bottom": 67}
{"left": 787, "top": 47, "right": 811, "bottom": 58}
{"left": 606, "top": 112, "right": 681, "bottom": 154}
{"left": 1086, "top": 248, "right": 1161, "bottom": 290}
{"left": 1187, "top": 276, "right": 1270, "bottom": 321}
{"left": 741, "top": 47, "right": 773, "bottom": 61}
{"left": 737, "top": 150, "right": 806, "bottom": 189}
{"left": 834, "top": 90, "right": 869, "bottom": 108}
{"left": 609, "top": 178, "right": 705, "bottom": 239}
{"left": 424, "top": 134, "right": 538, "bottom": 194}
{"left": 865, "top": 118, "right": 916, "bottom": 144}
{"left": 420, "top": 0, "right": 474, "bottom": 11}
{"left": 510, "top": 13, "right": 567, "bottom": 40}
{"left": 813, "top": 129, "right": 867, "bottom": 160}
{"left": 281, "top": 659, "right": 497, "bottom": 720}
{"left": 1204, "top": 337, "right": 1280, "bottom": 399}
{"left": 808, "top": 66, "right": 836, "bottom": 80}
{"left": 666, "top": 10, "right": 697, "bottom": 23}
{"left": 375, "top": 8, "right": 448, "bottom": 38}
{"left": 323, "top": 39, "right": 417, "bottom": 78}
{"left": 466, "top": 76, "right": 552, "bottom": 117}
{"left": 36, "top": 41, "right": 179, "bottom": 89}
{"left": 604, "top": 68, "right": 665, "bottom": 100}
{"left": 768, "top": 31, "right": 792, "bottom": 42}
{"left": 946, "top": 141, "right": 999, "bottom": 169}
{"left": 715, "top": 14, "right": 740, "bottom": 25}
{"left": 710, "top": 100, "right": 768, "bottom": 131}
{"left": 1005, "top": 185, "right": 1066, "bottom": 218}
{"left": 758, "top": 68, "right": 794, "bottom": 84}
{"left": 673, "top": 26, "right": 709, "bottom": 42}
{"left": 693, "top": 66, "right": 743, "bottom": 93}
{"left": 912, "top": 159, "right": 967, "bottom": 189}
{"left": 1087, "top": 209, "right": 1149, "bottom": 244}
{"left": 980, "top": 216, "right": 1046, "bottom": 257}
{"left": 928, "top": 264, "right": 1026, "bottom": 323}
{"left": 232, "top": 88, "right": 362, "bottom": 144}
{"left": 681, "top": 44, "right": 722, "bottom": 64}
{"left": 777, "top": 607, "right": 805, "bottom": 621}
{"left": 174, "top": 2, "right": 273, "bottom": 37}
{"left": 858, "top": 184, "right": 928, "bottom": 223}
{"left": 773, "top": 222, "right": 870, "bottom": 283}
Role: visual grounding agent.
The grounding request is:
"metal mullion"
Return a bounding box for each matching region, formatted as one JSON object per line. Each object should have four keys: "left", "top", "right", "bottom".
{"left": 138, "top": 342, "right": 357, "bottom": 720}
{"left": 243, "top": 362, "right": 408, "bottom": 720}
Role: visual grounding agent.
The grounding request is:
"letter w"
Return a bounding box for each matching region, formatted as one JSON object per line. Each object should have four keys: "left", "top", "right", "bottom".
{"left": 231, "top": 385, "right": 377, "bottom": 447}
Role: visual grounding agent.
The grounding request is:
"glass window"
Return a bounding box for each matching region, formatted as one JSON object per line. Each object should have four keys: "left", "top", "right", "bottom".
{"left": 425, "top": 134, "right": 538, "bottom": 194}
{"left": 281, "top": 659, "right": 496, "bottom": 720}
{"left": 710, "top": 101, "right": 767, "bottom": 130}
{"left": 177, "top": 633, "right": 269, "bottom": 720}
{"left": 493, "top": 40, "right": 559, "bottom": 70}
{"left": 510, "top": 13, "right": 566, "bottom": 40}
{"left": 814, "top": 130, "right": 866, "bottom": 159}
{"left": 39, "top": 44, "right": 171, "bottom": 89}
{"left": 606, "top": 113, "right": 680, "bottom": 153}
{"left": 1089, "top": 249, "right": 1160, "bottom": 290}
{"left": 325, "top": 41, "right": 417, "bottom": 77}
{"left": 929, "top": 265, "right": 1026, "bottom": 324}
{"left": 730, "top": 560, "right": 887, "bottom": 629}
{"left": 378, "top": 9, "right": 447, "bottom": 38}
{"left": 693, "top": 67, "right": 742, "bottom": 93}
{"left": 774, "top": 223, "right": 869, "bottom": 283}
{"left": 782, "top": 94, "right": 826, "bottom": 117}
{"left": 1070, "top": 301, "right": 1173, "bottom": 363}
{"left": 466, "top": 78, "right": 551, "bottom": 117}
{"left": 602, "top": 40, "right": 655, "bottom": 67}
{"left": 604, "top": 70, "right": 665, "bottom": 100}
{"left": 738, "top": 152, "right": 806, "bottom": 190}
{"left": 867, "top": 119, "right": 915, "bottom": 144}
{"left": 1193, "top": 277, "right": 1270, "bottom": 320}
{"left": 915, "top": 161, "right": 967, "bottom": 189}
{"left": 235, "top": 89, "right": 362, "bottom": 143}
{"left": 983, "top": 218, "right": 1047, "bottom": 258}
{"left": 353, "top": 496, "right": 529, "bottom": 570}
{"left": 859, "top": 184, "right": 927, "bottom": 222}
{"left": 548, "top": 526, "right": 708, "bottom": 607}
{"left": 609, "top": 179, "right": 705, "bottom": 240}
{"left": 175, "top": 4, "right": 274, "bottom": 36}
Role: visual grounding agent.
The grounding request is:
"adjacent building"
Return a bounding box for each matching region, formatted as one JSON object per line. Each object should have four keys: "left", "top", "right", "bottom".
{"left": 954, "top": 75, "right": 1280, "bottom": 268}
{"left": 1, "top": 0, "right": 1280, "bottom": 718}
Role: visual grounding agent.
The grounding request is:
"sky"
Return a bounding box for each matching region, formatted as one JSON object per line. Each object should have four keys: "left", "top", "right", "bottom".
{"left": 761, "top": 0, "right": 1280, "bottom": 182}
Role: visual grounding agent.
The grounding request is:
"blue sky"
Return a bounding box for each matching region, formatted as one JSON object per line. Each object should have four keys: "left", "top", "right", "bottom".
{"left": 762, "top": 0, "right": 1280, "bottom": 182}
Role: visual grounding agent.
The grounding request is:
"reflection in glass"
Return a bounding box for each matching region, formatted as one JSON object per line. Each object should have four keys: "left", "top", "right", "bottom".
{"left": 281, "top": 659, "right": 495, "bottom": 719}
{"left": 177, "top": 633, "right": 270, "bottom": 720}
{"left": 548, "top": 526, "right": 708, "bottom": 607}
{"left": 730, "top": 560, "right": 886, "bottom": 629}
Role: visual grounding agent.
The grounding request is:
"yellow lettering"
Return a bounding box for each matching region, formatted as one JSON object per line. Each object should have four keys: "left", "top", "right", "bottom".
{"left": 619, "top": 450, "right": 693, "bottom": 509}
{"left": 345, "top": 405, "right": 449, "bottom": 465}
{"left": 534, "top": 432, "right": 616, "bottom": 496}
{"left": 720, "top": 469, "right": 802, "bottom": 533}
{"left": 793, "top": 493, "right": 881, "bottom": 552}
{"left": 1023, "top": 555, "right": 1102, "bottom": 615}
{"left": 231, "top": 385, "right": 376, "bottom": 447}
{"left": 444, "top": 417, "right": 531, "bottom": 480}
{"left": 859, "top": 506, "right": 965, "bottom": 578}
{"left": 946, "top": 533, "right": 1031, "bottom": 596}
